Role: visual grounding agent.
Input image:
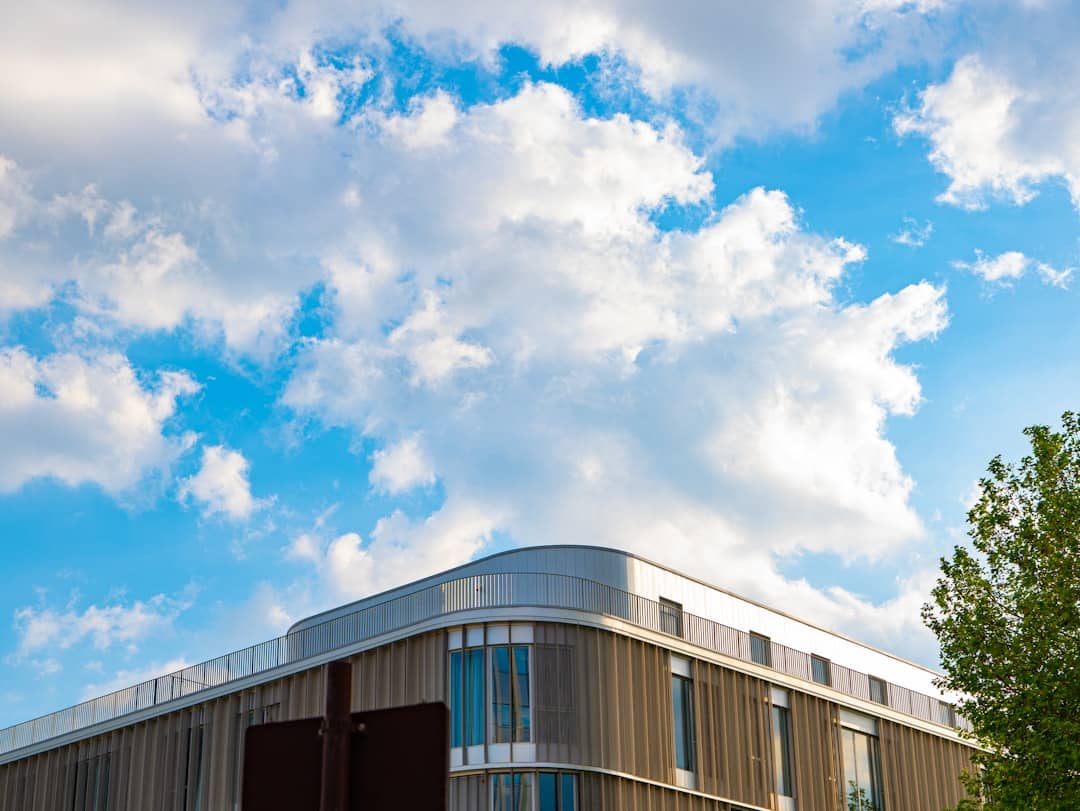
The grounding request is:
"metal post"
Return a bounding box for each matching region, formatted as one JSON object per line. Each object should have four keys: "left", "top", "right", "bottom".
{"left": 320, "top": 660, "right": 352, "bottom": 811}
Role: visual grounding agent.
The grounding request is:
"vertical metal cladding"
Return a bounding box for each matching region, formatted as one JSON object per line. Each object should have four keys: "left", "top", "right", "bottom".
{"left": 878, "top": 719, "right": 975, "bottom": 811}
{"left": 532, "top": 622, "right": 675, "bottom": 783}
{"left": 788, "top": 690, "right": 843, "bottom": 811}
{"left": 0, "top": 622, "right": 980, "bottom": 811}
{"left": 448, "top": 772, "right": 488, "bottom": 810}
{"left": 693, "top": 659, "right": 773, "bottom": 807}
{"left": 0, "top": 631, "right": 446, "bottom": 811}
{"left": 579, "top": 771, "right": 731, "bottom": 810}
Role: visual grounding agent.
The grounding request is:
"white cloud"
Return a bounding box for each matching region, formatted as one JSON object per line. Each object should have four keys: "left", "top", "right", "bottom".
{"left": 13, "top": 591, "right": 193, "bottom": 661}
{"left": 890, "top": 217, "right": 933, "bottom": 248}
{"left": 370, "top": 434, "right": 436, "bottom": 493}
{"left": 0, "top": 348, "right": 199, "bottom": 494}
{"left": 0, "top": 155, "right": 32, "bottom": 239}
{"left": 288, "top": 498, "right": 500, "bottom": 601}
{"left": 280, "top": 82, "right": 949, "bottom": 658}
{"left": 179, "top": 445, "right": 267, "bottom": 521}
{"left": 897, "top": 3, "right": 1080, "bottom": 214}
{"left": 0, "top": 4, "right": 969, "bottom": 662}
{"left": 80, "top": 657, "right": 193, "bottom": 701}
{"left": 952, "top": 249, "right": 1073, "bottom": 288}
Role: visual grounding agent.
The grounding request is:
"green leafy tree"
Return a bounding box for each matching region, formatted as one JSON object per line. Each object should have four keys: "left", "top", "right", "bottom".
{"left": 923, "top": 412, "right": 1080, "bottom": 809}
{"left": 847, "top": 782, "right": 879, "bottom": 811}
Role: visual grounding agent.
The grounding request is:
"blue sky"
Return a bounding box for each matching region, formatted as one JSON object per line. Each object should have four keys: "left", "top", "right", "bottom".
{"left": 2, "top": 0, "right": 1079, "bottom": 728}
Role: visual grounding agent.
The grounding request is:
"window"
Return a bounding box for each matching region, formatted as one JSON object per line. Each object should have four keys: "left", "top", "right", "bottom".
{"left": 750, "top": 632, "right": 772, "bottom": 667}
{"left": 840, "top": 712, "right": 884, "bottom": 811}
{"left": 493, "top": 771, "right": 533, "bottom": 811}
{"left": 868, "top": 676, "right": 888, "bottom": 706}
{"left": 493, "top": 771, "right": 577, "bottom": 811}
{"left": 659, "top": 598, "right": 683, "bottom": 637}
{"left": 811, "top": 654, "right": 831, "bottom": 686}
{"left": 492, "top": 645, "right": 531, "bottom": 743}
{"left": 449, "top": 648, "right": 486, "bottom": 748}
{"left": 671, "top": 672, "right": 695, "bottom": 772}
{"left": 771, "top": 702, "right": 793, "bottom": 798}
{"left": 69, "top": 753, "right": 111, "bottom": 811}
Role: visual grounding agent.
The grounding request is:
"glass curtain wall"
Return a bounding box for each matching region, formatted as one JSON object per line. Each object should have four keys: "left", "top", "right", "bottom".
{"left": 492, "top": 645, "right": 532, "bottom": 743}
{"left": 449, "top": 648, "right": 485, "bottom": 747}
{"left": 771, "top": 704, "right": 793, "bottom": 798}
{"left": 671, "top": 673, "right": 695, "bottom": 771}
{"left": 841, "top": 727, "right": 884, "bottom": 810}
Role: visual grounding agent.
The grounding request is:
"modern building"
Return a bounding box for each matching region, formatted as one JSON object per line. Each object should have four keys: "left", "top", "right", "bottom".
{"left": 0, "top": 545, "right": 977, "bottom": 810}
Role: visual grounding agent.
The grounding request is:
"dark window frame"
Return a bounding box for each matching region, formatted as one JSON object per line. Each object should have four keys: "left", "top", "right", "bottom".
{"left": 750, "top": 632, "right": 772, "bottom": 667}
{"left": 811, "top": 654, "right": 832, "bottom": 687}
{"left": 659, "top": 597, "right": 684, "bottom": 637}
{"left": 868, "top": 675, "right": 888, "bottom": 706}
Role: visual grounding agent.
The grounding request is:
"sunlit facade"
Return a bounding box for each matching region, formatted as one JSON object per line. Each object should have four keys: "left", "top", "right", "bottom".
{"left": 0, "top": 546, "right": 976, "bottom": 810}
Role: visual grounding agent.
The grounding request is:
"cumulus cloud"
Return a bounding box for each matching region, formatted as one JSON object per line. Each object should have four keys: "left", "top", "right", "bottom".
{"left": 370, "top": 434, "right": 436, "bottom": 493}
{"left": 0, "top": 348, "right": 199, "bottom": 494}
{"left": 277, "top": 83, "right": 949, "bottom": 659}
{"left": 0, "top": 2, "right": 967, "bottom": 661}
{"left": 898, "top": 5, "right": 1080, "bottom": 212}
{"left": 179, "top": 445, "right": 267, "bottom": 521}
{"left": 288, "top": 498, "right": 500, "bottom": 600}
{"left": 13, "top": 590, "right": 193, "bottom": 661}
{"left": 952, "top": 249, "right": 1073, "bottom": 288}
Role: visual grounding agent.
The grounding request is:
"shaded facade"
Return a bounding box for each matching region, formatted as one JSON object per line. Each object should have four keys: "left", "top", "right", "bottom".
{"left": 0, "top": 546, "right": 976, "bottom": 810}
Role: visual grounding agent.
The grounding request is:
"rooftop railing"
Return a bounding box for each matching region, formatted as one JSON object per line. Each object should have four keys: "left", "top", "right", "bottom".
{"left": 0, "top": 570, "right": 968, "bottom": 760}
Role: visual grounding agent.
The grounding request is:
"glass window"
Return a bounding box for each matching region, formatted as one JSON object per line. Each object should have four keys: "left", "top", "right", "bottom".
{"left": 841, "top": 727, "right": 883, "bottom": 811}
{"left": 492, "top": 773, "right": 540, "bottom": 811}
{"left": 811, "top": 655, "right": 832, "bottom": 686}
{"left": 493, "top": 772, "right": 513, "bottom": 811}
{"left": 514, "top": 646, "right": 531, "bottom": 742}
{"left": 449, "top": 650, "right": 463, "bottom": 747}
{"left": 868, "top": 676, "right": 888, "bottom": 706}
{"left": 539, "top": 772, "right": 558, "bottom": 811}
{"left": 492, "top": 646, "right": 531, "bottom": 743}
{"left": 493, "top": 646, "right": 513, "bottom": 743}
{"left": 671, "top": 673, "right": 695, "bottom": 771}
{"left": 466, "top": 648, "right": 485, "bottom": 746}
{"left": 559, "top": 773, "right": 576, "bottom": 811}
{"left": 660, "top": 598, "right": 683, "bottom": 636}
{"left": 750, "top": 632, "right": 772, "bottom": 667}
{"left": 524, "top": 772, "right": 578, "bottom": 811}
{"left": 450, "top": 648, "right": 486, "bottom": 746}
{"left": 772, "top": 705, "right": 793, "bottom": 797}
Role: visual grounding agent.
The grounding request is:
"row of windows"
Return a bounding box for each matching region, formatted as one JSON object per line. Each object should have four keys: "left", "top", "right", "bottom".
{"left": 449, "top": 645, "right": 533, "bottom": 748}
{"left": 491, "top": 771, "right": 577, "bottom": 811}
{"left": 661, "top": 597, "right": 890, "bottom": 710}
{"left": 669, "top": 656, "right": 884, "bottom": 810}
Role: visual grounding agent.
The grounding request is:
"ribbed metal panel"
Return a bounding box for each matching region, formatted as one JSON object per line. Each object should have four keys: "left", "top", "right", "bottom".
{"left": 448, "top": 773, "right": 487, "bottom": 810}
{"left": 879, "top": 718, "right": 975, "bottom": 810}
{"left": 789, "top": 690, "right": 842, "bottom": 811}
{"left": 1, "top": 561, "right": 967, "bottom": 761}
{"left": 694, "top": 660, "right": 772, "bottom": 807}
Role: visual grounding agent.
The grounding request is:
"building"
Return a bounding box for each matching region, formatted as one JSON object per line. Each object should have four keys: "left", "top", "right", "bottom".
{"left": 0, "top": 545, "right": 977, "bottom": 810}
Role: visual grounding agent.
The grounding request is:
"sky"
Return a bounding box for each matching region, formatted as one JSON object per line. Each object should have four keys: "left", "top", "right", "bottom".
{"left": 2, "top": 0, "right": 1080, "bottom": 729}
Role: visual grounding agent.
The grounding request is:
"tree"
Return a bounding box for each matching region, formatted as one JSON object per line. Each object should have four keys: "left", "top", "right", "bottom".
{"left": 923, "top": 412, "right": 1080, "bottom": 809}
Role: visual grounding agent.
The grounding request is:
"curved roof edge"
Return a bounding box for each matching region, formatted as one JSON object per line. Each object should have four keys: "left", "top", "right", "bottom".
{"left": 288, "top": 543, "right": 944, "bottom": 682}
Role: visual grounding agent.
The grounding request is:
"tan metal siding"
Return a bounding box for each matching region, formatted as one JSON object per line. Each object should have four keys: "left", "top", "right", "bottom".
{"left": 534, "top": 623, "right": 674, "bottom": 783}
{"left": 879, "top": 719, "right": 974, "bottom": 811}
{"left": 448, "top": 772, "right": 487, "bottom": 810}
{"left": 580, "top": 771, "right": 731, "bottom": 810}
{"left": 0, "top": 630, "right": 445, "bottom": 810}
{"left": 694, "top": 659, "right": 773, "bottom": 807}
{"left": 789, "top": 690, "right": 842, "bottom": 811}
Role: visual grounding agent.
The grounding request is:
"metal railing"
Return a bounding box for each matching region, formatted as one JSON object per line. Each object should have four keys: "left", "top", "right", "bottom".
{"left": 0, "top": 571, "right": 967, "bottom": 758}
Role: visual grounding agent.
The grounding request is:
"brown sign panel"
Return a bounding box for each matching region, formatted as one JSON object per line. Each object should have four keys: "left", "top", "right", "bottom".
{"left": 242, "top": 702, "right": 448, "bottom": 810}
